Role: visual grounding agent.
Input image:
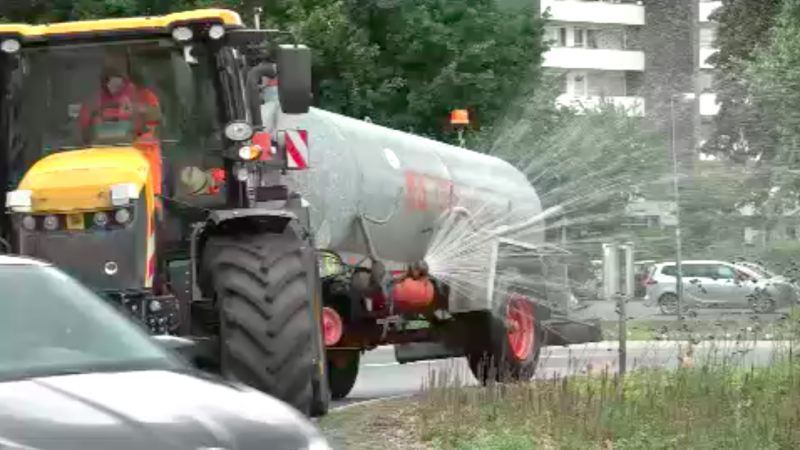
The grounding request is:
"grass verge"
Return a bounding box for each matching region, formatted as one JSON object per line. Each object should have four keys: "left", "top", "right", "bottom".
{"left": 321, "top": 341, "right": 800, "bottom": 449}
{"left": 419, "top": 351, "right": 800, "bottom": 449}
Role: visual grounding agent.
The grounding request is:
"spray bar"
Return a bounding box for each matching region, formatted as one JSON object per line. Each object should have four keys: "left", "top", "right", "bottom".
{"left": 487, "top": 204, "right": 565, "bottom": 238}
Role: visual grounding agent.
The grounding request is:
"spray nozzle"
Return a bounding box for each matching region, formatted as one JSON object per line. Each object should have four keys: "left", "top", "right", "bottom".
{"left": 409, "top": 260, "right": 429, "bottom": 279}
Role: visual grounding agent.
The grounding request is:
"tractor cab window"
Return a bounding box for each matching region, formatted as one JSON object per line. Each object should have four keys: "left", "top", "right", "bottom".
{"left": 3, "top": 40, "right": 225, "bottom": 194}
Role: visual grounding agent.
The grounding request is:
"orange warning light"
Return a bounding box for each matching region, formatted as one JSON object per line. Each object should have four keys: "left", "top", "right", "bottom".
{"left": 450, "top": 109, "right": 470, "bottom": 125}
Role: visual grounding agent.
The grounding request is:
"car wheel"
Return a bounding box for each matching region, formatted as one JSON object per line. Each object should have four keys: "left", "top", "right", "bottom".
{"left": 658, "top": 293, "right": 680, "bottom": 315}
{"left": 750, "top": 292, "right": 776, "bottom": 314}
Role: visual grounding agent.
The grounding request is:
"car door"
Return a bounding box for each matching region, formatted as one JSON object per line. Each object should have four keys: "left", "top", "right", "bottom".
{"left": 698, "top": 263, "right": 742, "bottom": 306}
{"left": 729, "top": 266, "right": 761, "bottom": 307}
{"left": 681, "top": 263, "right": 711, "bottom": 306}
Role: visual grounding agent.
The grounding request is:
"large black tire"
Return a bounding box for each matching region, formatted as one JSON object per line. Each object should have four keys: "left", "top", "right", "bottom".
{"left": 465, "top": 292, "right": 543, "bottom": 384}
{"left": 203, "top": 229, "right": 322, "bottom": 415}
{"left": 328, "top": 350, "right": 360, "bottom": 400}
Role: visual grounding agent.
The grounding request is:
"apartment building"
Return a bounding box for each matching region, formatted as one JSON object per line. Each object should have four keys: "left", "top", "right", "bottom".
{"left": 539, "top": 0, "right": 723, "bottom": 228}
{"left": 540, "top": 0, "right": 722, "bottom": 156}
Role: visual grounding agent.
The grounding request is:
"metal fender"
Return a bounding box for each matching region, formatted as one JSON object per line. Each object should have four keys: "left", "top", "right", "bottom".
{"left": 206, "top": 208, "right": 299, "bottom": 236}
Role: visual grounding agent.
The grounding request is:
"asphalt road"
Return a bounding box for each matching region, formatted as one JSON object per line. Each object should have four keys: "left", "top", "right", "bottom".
{"left": 332, "top": 340, "right": 792, "bottom": 409}
{"left": 574, "top": 299, "right": 791, "bottom": 322}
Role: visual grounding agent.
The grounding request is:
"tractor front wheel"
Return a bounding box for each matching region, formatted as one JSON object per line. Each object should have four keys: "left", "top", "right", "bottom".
{"left": 327, "top": 350, "right": 360, "bottom": 400}
{"left": 203, "top": 229, "right": 322, "bottom": 415}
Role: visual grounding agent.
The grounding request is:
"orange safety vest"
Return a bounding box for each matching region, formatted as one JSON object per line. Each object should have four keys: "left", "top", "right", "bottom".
{"left": 78, "top": 81, "right": 163, "bottom": 197}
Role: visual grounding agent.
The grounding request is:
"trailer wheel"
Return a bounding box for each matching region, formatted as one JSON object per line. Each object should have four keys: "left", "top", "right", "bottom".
{"left": 466, "top": 292, "right": 543, "bottom": 384}
{"left": 328, "top": 350, "right": 360, "bottom": 400}
{"left": 203, "top": 230, "right": 320, "bottom": 415}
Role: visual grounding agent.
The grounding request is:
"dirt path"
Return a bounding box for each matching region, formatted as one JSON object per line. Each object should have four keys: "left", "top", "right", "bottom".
{"left": 319, "top": 399, "right": 431, "bottom": 450}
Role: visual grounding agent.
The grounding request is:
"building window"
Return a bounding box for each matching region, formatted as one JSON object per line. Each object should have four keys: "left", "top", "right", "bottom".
{"left": 699, "top": 27, "right": 716, "bottom": 48}
{"left": 559, "top": 27, "right": 567, "bottom": 47}
{"left": 574, "top": 28, "right": 585, "bottom": 47}
{"left": 568, "top": 72, "right": 588, "bottom": 96}
{"left": 699, "top": 71, "right": 715, "bottom": 92}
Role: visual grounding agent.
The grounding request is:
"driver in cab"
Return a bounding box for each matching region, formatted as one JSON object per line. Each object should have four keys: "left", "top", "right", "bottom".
{"left": 78, "top": 51, "right": 164, "bottom": 200}
{"left": 78, "top": 51, "right": 224, "bottom": 201}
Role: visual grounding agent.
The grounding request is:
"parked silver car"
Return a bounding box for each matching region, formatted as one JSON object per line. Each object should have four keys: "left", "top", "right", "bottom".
{"left": 643, "top": 260, "right": 798, "bottom": 314}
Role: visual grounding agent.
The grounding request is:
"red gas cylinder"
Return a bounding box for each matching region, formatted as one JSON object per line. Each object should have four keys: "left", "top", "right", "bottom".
{"left": 391, "top": 277, "right": 435, "bottom": 312}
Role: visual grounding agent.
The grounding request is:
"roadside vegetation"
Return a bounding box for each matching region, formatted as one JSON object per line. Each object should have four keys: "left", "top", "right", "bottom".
{"left": 418, "top": 354, "right": 800, "bottom": 449}
{"left": 322, "top": 338, "right": 800, "bottom": 449}
{"left": 321, "top": 313, "right": 800, "bottom": 449}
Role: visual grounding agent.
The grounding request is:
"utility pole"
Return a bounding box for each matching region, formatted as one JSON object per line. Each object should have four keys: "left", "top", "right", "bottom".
{"left": 603, "top": 241, "right": 635, "bottom": 381}
{"left": 670, "top": 93, "right": 694, "bottom": 321}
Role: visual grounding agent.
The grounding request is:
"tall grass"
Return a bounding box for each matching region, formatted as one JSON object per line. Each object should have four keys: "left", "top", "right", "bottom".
{"left": 418, "top": 342, "right": 800, "bottom": 449}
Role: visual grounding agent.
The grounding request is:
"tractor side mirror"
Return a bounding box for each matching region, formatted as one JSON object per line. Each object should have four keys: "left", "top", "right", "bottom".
{"left": 276, "top": 45, "right": 312, "bottom": 114}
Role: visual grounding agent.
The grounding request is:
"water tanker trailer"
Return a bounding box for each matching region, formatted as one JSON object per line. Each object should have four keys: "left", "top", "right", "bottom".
{"left": 264, "top": 99, "right": 603, "bottom": 399}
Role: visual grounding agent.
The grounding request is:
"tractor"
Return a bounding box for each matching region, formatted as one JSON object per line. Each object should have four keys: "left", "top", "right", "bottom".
{"left": 0, "top": 9, "right": 332, "bottom": 416}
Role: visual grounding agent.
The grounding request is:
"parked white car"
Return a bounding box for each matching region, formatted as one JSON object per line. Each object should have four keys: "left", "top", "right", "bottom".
{"left": 643, "top": 260, "right": 798, "bottom": 314}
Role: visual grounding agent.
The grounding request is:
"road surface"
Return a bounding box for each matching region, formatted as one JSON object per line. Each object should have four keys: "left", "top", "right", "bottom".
{"left": 332, "top": 340, "right": 794, "bottom": 409}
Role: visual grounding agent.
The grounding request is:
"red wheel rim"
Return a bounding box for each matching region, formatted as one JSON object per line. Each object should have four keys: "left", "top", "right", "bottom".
{"left": 506, "top": 294, "right": 534, "bottom": 361}
{"left": 322, "top": 307, "right": 343, "bottom": 347}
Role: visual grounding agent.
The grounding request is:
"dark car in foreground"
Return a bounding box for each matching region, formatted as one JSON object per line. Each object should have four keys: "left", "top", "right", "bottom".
{"left": 0, "top": 255, "right": 330, "bottom": 450}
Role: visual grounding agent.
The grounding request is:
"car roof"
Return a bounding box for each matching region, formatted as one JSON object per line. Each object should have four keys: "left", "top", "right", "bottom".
{"left": 0, "top": 254, "right": 52, "bottom": 267}
{"left": 656, "top": 260, "right": 734, "bottom": 266}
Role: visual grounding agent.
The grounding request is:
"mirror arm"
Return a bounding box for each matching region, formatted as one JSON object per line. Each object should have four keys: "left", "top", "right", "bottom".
{"left": 246, "top": 63, "right": 277, "bottom": 128}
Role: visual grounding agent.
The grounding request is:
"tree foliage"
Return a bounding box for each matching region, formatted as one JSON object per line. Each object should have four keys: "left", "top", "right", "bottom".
{"left": 746, "top": 0, "right": 800, "bottom": 212}
{"left": 292, "top": 0, "right": 548, "bottom": 141}
{"left": 704, "top": 0, "right": 782, "bottom": 163}
{"left": 2, "top": 0, "right": 548, "bottom": 144}
{"left": 484, "top": 82, "right": 672, "bottom": 255}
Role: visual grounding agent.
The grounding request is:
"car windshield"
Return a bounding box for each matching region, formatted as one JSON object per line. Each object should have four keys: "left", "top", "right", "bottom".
{"left": 739, "top": 263, "right": 775, "bottom": 279}
{"left": 0, "top": 264, "right": 182, "bottom": 380}
{"left": 3, "top": 40, "right": 224, "bottom": 186}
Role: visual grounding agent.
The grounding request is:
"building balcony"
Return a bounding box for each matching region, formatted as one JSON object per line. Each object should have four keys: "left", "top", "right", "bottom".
{"left": 700, "top": 93, "right": 719, "bottom": 116}
{"left": 544, "top": 47, "right": 645, "bottom": 71}
{"left": 556, "top": 94, "right": 645, "bottom": 116}
{"left": 700, "top": 47, "right": 717, "bottom": 69}
{"left": 541, "top": 0, "right": 645, "bottom": 25}
{"left": 699, "top": 1, "right": 722, "bottom": 23}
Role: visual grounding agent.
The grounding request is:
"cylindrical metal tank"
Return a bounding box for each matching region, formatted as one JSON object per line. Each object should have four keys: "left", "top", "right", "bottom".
{"left": 269, "top": 105, "right": 543, "bottom": 265}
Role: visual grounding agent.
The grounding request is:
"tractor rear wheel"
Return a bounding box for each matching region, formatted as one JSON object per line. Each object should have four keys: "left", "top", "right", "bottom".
{"left": 203, "top": 229, "right": 322, "bottom": 415}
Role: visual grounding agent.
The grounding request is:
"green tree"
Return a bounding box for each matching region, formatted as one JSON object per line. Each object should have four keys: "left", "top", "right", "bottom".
{"left": 703, "top": 0, "right": 782, "bottom": 164}
{"left": 747, "top": 0, "right": 800, "bottom": 211}
{"left": 484, "top": 83, "right": 671, "bottom": 255}
{"left": 287, "top": 0, "right": 549, "bottom": 142}
{"left": 679, "top": 160, "right": 751, "bottom": 257}
{"left": 2, "top": 0, "right": 550, "bottom": 144}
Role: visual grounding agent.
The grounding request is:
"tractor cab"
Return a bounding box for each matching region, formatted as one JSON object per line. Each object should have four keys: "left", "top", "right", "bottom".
{"left": 0, "top": 10, "right": 312, "bottom": 315}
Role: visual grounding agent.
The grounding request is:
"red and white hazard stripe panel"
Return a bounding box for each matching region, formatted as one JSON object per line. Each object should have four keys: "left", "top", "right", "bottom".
{"left": 145, "top": 226, "right": 156, "bottom": 288}
{"left": 285, "top": 129, "right": 309, "bottom": 169}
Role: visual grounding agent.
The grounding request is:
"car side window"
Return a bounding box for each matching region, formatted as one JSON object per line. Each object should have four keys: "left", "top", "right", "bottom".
{"left": 714, "top": 265, "right": 736, "bottom": 280}
{"left": 682, "top": 264, "right": 704, "bottom": 278}
{"left": 660, "top": 265, "right": 675, "bottom": 277}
